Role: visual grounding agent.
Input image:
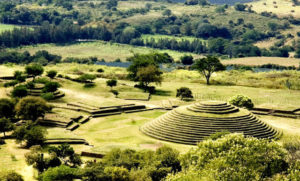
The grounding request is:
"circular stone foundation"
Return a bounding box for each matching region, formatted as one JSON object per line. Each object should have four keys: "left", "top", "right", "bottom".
{"left": 141, "top": 101, "right": 279, "bottom": 145}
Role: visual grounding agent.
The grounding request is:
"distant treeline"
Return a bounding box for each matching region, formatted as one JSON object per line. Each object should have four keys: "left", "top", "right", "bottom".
{"left": 228, "top": 64, "right": 299, "bottom": 71}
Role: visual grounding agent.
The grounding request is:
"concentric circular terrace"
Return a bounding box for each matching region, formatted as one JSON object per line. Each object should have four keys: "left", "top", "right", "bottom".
{"left": 141, "top": 101, "right": 279, "bottom": 145}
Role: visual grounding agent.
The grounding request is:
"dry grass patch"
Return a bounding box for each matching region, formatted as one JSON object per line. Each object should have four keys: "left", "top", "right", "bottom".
{"left": 222, "top": 57, "right": 300, "bottom": 67}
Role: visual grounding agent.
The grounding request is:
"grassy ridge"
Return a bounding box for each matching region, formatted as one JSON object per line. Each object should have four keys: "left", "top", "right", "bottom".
{"left": 10, "top": 41, "right": 199, "bottom": 61}
{"left": 0, "top": 24, "right": 17, "bottom": 33}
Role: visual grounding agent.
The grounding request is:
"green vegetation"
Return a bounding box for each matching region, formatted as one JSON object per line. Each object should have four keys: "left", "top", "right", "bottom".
{"left": 229, "top": 94, "right": 254, "bottom": 109}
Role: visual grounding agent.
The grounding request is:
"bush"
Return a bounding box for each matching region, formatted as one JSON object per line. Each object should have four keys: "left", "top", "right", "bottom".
{"left": 176, "top": 87, "right": 193, "bottom": 100}
{"left": 97, "top": 68, "right": 104, "bottom": 73}
{"left": 1, "top": 171, "right": 24, "bottom": 181}
{"left": 25, "top": 81, "right": 35, "bottom": 89}
{"left": 12, "top": 85, "right": 28, "bottom": 98}
{"left": 46, "top": 70, "right": 57, "bottom": 79}
{"left": 34, "top": 77, "right": 50, "bottom": 84}
{"left": 229, "top": 95, "right": 254, "bottom": 109}
{"left": 43, "top": 82, "right": 60, "bottom": 93}
{"left": 41, "top": 93, "right": 55, "bottom": 101}
{"left": 38, "top": 165, "right": 78, "bottom": 181}
{"left": 180, "top": 55, "right": 194, "bottom": 65}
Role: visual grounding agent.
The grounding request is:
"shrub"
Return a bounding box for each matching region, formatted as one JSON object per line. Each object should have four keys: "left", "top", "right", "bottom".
{"left": 38, "top": 165, "right": 78, "bottom": 181}
{"left": 104, "top": 167, "right": 130, "bottom": 181}
{"left": 97, "top": 68, "right": 104, "bottom": 73}
{"left": 111, "top": 90, "right": 119, "bottom": 98}
{"left": 25, "top": 64, "right": 44, "bottom": 79}
{"left": 229, "top": 95, "right": 254, "bottom": 109}
{"left": 12, "top": 85, "right": 28, "bottom": 98}
{"left": 205, "top": 130, "right": 231, "bottom": 140}
{"left": 180, "top": 55, "right": 194, "bottom": 65}
{"left": 43, "top": 82, "right": 60, "bottom": 93}
{"left": 46, "top": 70, "right": 57, "bottom": 79}
{"left": 25, "top": 81, "right": 35, "bottom": 89}
{"left": 41, "top": 93, "right": 55, "bottom": 101}
{"left": 78, "top": 74, "right": 96, "bottom": 83}
{"left": 34, "top": 77, "right": 50, "bottom": 84}
{"left": 176, "top": 87, "right": 193, "bottom": 100}
{"left": 1, "top": 171, "right": 24, "bottom": 181}
{"left": 4, "top": 80, "right": 19, "bottom": 87}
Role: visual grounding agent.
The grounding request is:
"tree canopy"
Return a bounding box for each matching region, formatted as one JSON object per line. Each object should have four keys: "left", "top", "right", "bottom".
{"left": 192, "top": 56, "right": 225, "bottom": 85}
{"left": 15, "top": 96, "right": 51, "bottom": 121}
{"left": 25, "top": 64, "right": 44, "bottom": 79}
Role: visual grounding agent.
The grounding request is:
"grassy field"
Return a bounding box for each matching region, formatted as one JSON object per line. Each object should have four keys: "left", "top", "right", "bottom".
{"left": 222, "top": 57, "right": 300, "bottom": 67}
{"left": 141, "top": 34, "right": 204, "bottom": 42}
{"left": 249, "top": 0, "right": 300, "bottom": 18}
{"left": 11, "top": 41, "right": 197, "bottom": 62}
{"left": 0, "top": 24, "right": 17, "bottom": 33}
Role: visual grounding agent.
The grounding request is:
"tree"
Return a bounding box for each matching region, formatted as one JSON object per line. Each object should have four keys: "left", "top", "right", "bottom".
{"left": 0, "top": 98, "right": 15, "bottom": 118}
{"left": 136, "top": 65, "right": 163, "bottom": 91}
{"left": 48, "top": 144, "right": 82, "bottom": 167}
{"left": 162, "top": 9, "right": 172, "bottom": 17}
{"left": 106, "top": 79, "right": 117, "bottom": 90}
{"left": 176, "top": 87, "right": 193, "bottom": 100}
{"left": 169, "top": 133, "right": 288, "bottom": 180}
{"left": 180, "top": 55, "right": 194, "bottom": 65}
{"left": 46, "top": 70, "right": 57, "bottom": 79}
{"left": 229, "top": 95, "right": 254, "bottom": 109}
{"left": 0, "top": 118, "right": 14, "bottom": 137}
{"left": 15, "top": 96, "right": 51, "bottom": 121}
{"left": 38, "top": 165, "right": 79, "bottom": 181}
{"left": 25, "top": 64, "right": 44, "bottom": 80}
{"left": 14, "top": 123, "right": 47, "bottom": 147}
{"left": 12, "top": 85, "right": 28, "bottom": 98}
{"left": 192, "top": 56, "right": 225, "bottom": 85}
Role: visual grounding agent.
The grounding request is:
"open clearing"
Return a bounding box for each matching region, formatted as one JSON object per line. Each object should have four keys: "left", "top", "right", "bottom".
{"left": 222, "top": 57, "right": 300, "bottom": 67}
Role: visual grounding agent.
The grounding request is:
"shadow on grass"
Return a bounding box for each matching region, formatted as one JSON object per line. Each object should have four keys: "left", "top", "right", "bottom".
{"left": 153, "top": 89, "right": 172, "bottom": 96}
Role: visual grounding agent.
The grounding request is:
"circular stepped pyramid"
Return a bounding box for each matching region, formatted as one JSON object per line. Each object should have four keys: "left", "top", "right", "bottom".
{"left": 141, "top": 101, "right": 279, "bottom": 145}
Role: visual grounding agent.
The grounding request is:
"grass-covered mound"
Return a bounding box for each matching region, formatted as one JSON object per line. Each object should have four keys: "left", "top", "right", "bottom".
{"left": 141, "top": 101, "right": 279, "bottom": 145}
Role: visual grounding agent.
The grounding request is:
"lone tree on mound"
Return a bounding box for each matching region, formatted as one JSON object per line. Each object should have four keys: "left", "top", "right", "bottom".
{"left": 15, "top": 96, "right": 52, "bottom": 122}
{"left": 192, "top": 56, "right": 225, "bottom": 85}
{"left": 106, "top": 79, "right": 117, "bottom": 90}
{"left": 25, "top": 64, "right": 44, "bottom": 80}
{"left": 176, "top": 87, "right": 193, "bottom": 100}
